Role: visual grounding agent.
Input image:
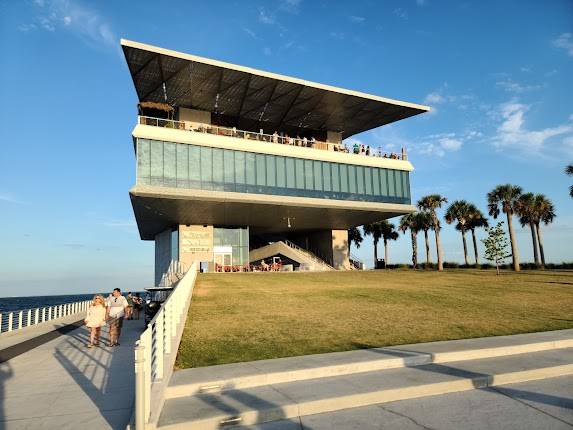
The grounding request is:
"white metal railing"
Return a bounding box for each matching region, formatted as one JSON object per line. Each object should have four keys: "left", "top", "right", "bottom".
{"left": 134, "top": 261, "right": 198, "bottom": 429}
{"left": 158, "top": 260, "right": 186, "bottom": 287}
{"left": 0, "top": 300, "right": 91, "bottom": 335}
{"left": 138, "top": 115, "right": 407, "bottom": 160}
{"left": 349, "top": 253, "right": 365, "bottom": 270}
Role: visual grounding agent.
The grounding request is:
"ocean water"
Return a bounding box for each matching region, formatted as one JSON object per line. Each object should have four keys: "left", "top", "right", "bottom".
{"left": 0, "top": 294, "right": 97, "bottom": 314}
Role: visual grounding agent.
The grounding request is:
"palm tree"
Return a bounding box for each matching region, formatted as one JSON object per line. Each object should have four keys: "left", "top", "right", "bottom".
{"left": 466, "top": 205, "right": 488, "bottom": 265}
{"left": 418, "top": 195, "right": 448, "bottom": 271}
{"left": 417, "top": 211, "right": 433, "bottom": 267}
{"left": 517, "top": 193, "right": 540, "bottom": 266}
{"left": 363, "top": 222, "right": 383, "bottom": 266}
{"left": 444, "top": 200, "right": 472, "bottom": 265}
{"left": 533, "top": 194, "right": 556, "bottom": 266}
{"left": 348, "top": 227, "right": 363, "bottom": 253}
{"left": 399, "top": 213, "right": 421, "bottom": 268}
{"left": 487, "top": 184, "right": 522, "bottom": 271}
{"left": 566, "top": 164, "right": 573, "bottom": 198}
{"left": 380, "top": 221, "right": 399, "bottom": 267}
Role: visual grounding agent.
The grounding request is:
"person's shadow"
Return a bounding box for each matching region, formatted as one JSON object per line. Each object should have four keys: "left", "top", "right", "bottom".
{"left": 0, "top": 361, "right": 14, "bottom": 424}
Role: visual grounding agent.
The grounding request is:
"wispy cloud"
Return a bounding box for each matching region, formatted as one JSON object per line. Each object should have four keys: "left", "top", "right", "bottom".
{"left": 19, "top": 0, "right": 118, "bottom": 54}
{"left": 350, "top": 16, "right": 366, "bottom": 23}
{"left": 491, "top": 101, "right": 573, "bottom": 155}
{"left": 63, "top": 243, "right": 86, "bottom": 249}
{"left": 553, "top": 33, "right": 573, "bottom": 57}
{"left": 258, "top": 7, "right": 275, "bottom": 24}
{"left": 263, "top": 47, "right": 272, "bottom": 56}
{"left": 0, "top": 192, "right": 27, "bottom": 205}
{"left": 393, "top": 8, "right": 408, "bottom": 19}
{"left": 279, "top": 0, "right": 302, "bottom": 14}
{"left": 416, "top": 0, "right": 426, "bottom": 5}
{"left": 495, "top": 78, "right": 544, "bottom": 94}
{"left": 243, "top": 27, "right": 258, "bottom": 40}
{"left": 417, "top": 131, "right": 479, "bottom": 157}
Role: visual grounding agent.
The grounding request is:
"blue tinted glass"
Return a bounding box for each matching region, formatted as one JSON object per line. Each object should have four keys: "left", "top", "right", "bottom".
{"left": 137, "top": 139, "right": 150, "bottom": 182}
{"left": 331, "top": 163, "right": 340, "bottom": 192}
{"left": 286, "top": 158, "right": 296, "bottom": 188}
{"left": 212, "top": 148, "right": 224, "bottom": 184}
{"left": 235, "top": 151, "right": 245, "bottom": 184}
{"left": 256, "top": 154, "right": 266, "bottom": 186}
{"left": 322, "top": 162, "right": 331, "bottom": 192}
{"left": 246, "top": 153, "right": 256, "bottom": 185}
{"left": 276, "top": 156, "right": 286, "bottom": 187}
{"left": 200, "top": 146, "right": 212, "bottom": 184}
{"left": 304, "top": 160, "right": 314, "bottom": 190}
{"left": 348, "top": 165, "right": 357, "bottom": 193}
{"left": 176, "top": 144, "right": 188, "bottom": 187}
{"left": 224, "top": 150, "right": 234, "bottom": 183}
{"left": 295, "top": 159, "right": 304, "bottom": 189}
{"left": 356, "top": 166, "right": 364, "bottom": 194}
{"left": 339, "top": 164, "right": 348, "bottom": 192}
{"left": 266, "top": 155, "right": 276, "bottom": 187}
{"left": 313, "top": 161, "right": 322, "bottom": 191}
{"left": 365, "top": 167, "right": 373, "bottom": 195}
{"left": 372, "top": 168, "right": 380, "bottom": 195}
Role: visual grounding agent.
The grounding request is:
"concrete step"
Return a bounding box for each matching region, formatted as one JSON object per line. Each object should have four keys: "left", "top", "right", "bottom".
{"left": 166, "top": 329, "right": 573, "bottom": 399}
{"left": 157, "top": 348, "right": 573, "bottom": 429}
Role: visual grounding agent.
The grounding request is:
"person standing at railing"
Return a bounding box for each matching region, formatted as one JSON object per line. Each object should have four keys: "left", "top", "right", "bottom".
{"left": 105, "top": 288, "right": 128, "bottom": 347}
{"left": 84, "top": 295, "right": 107, "bottom": 348}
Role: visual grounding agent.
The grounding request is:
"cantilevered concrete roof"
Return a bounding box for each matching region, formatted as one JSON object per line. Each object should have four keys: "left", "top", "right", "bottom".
{"left": 121, "top": 39, "right": 430, "bottom": 139}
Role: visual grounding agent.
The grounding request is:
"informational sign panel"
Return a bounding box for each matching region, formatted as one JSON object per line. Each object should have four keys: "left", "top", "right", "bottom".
{"left": 179, "top": 225, "right": 213, "bottom": 264}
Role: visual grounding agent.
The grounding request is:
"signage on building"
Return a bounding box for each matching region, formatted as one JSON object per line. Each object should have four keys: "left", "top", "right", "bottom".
{"left": 179, "top": 225, "right": 213, "bottom": 263}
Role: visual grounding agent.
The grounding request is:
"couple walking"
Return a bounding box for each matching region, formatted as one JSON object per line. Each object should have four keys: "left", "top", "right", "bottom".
{"left": 84, "top": 288, "right": 129, "bottom": 347}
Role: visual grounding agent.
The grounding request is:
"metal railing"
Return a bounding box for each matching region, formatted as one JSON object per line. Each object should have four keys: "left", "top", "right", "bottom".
{"left": 0, "top": 300, "right": 91, "bottom": 334}
{"left": 134, "top": 261, "right": 198, "bottom": 429}
{"left": 138, "top": 116, "right": 407, "bottom": 160}
{"left": 158, "top": 260, "right": 187, "bottom": 287}
{"left": 283, "top": 239, "right": 334, "bottom": 270}
{"left": 349, "top": 253, "right": 365, "bottom": 270}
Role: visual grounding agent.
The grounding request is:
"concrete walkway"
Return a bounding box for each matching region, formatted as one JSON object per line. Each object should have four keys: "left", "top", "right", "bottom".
{"left": 0, "top": 318, "right": 143, "bottom": 429}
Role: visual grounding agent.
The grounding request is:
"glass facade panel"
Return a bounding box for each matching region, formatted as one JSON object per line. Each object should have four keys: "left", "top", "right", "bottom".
{"left": 331, "top": 163, "right": 340, "bottom": 192}
{"left": 348, "top": 165, "right": 357, "bottom": 193}
{"left": 322, "top": 162, "right": 331, "bottom": 192}
{"left": 276, "top": 156, "right": 286, "bottom": 188}
{"left": 365, "top": 167, "right": 373, "bottom": 195}
{"left": 234, "top": 151, "right": 245, "bottom": 184}
{"left": 136, "top": 139, "right": 411, "bottom": 204}
{"left": 245, "top": 153, "right": 256, "bottom": 185}
{"left": 224, "top": 150, "right": 234, "bottom": 184}
{"left": 255, "top": 154, "right": 266, "bottom": 186}
{"left": 339, "top": 164, "right": 349, "bottom": 193}
{"left": 137, "top": 139, "right": 150, "bottom": 184}
{"left": 266, "top": 155, "right": 276, "bottom": 187}
{"left": 213, "top": 227, "right": 249, "bottom": 266}
{"left": 286, "top": 158, "right": 295, "bottom": 188}
{"left": 176, "top": 144, "right": 188, "bottom": 187}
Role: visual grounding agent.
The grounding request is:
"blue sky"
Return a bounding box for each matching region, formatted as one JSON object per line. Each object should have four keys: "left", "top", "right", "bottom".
{"left": 1, "top": 0, "right": 572, "bottom": 296}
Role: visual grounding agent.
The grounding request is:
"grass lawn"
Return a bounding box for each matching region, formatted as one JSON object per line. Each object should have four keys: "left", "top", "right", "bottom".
{"left": 175, "top": 269, "right": 573, "bottom": 369}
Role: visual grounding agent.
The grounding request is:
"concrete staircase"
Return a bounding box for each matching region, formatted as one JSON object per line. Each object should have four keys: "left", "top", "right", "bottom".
{"left": 249, "top": 240, "right": 334, "bottom": 271}
{"left": 156, "top": 330, "right": 573, "bottom": 429}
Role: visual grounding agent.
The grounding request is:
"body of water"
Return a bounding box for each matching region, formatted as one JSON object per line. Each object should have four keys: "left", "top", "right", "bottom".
{"left": 0, "top": 294, "right": 97, "bottom": 314}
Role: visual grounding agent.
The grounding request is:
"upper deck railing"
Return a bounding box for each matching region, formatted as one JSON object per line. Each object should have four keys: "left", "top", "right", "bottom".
{"left": 138, "top": 116, "right": 407, "bottom": 161}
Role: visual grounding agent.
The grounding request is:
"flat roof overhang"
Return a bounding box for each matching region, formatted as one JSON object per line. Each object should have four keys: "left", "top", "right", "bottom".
{"left": 130, "top": 185, "right": 415, "bottom": 240}
{"left": 121, "top": 39, "right": 430, "bottom": 140}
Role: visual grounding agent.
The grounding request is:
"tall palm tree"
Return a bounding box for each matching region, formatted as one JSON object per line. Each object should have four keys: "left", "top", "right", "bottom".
{"left": 418, "top": 195, "right": 448, "bottom": 271}
{"left": 417, "top": 211, "right": 433, "bottom": 266}
{"left": 363, "top": 222, "right": 383, "bottom": 266}
{"left": 444, "top": 200, "right": 472, "bottom": 265}
{"left": 348, "top": 227, "right": 363, "bottom": 254}
{"left": 487, "top": 184, "right": 522, "bottom": 271}
{"left": 380, "top": 221, "right": 399, "bottom": 267}
{"left": 466, "top": 205, "right": 488, "bottom": 265}
{"left": 566, "top": 164, "right": 573, "bottom": 198}
{"left": 533, "top": 194, "right": 556, "bottom": 266}
{"left": 517, "top": 193, "right": 540, "bottom": 266}
{"left": 399, "top": 213, "right": 421, "bottom": 268}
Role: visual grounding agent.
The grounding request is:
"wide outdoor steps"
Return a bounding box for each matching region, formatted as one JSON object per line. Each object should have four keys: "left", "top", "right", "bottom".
{"left": 158, "top": 330, "right": 573, "bottom": 429}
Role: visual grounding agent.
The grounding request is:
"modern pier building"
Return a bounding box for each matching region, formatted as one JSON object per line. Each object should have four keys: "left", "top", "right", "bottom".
{"left": 121, "top": 40, "right": 429, "bottom": 282}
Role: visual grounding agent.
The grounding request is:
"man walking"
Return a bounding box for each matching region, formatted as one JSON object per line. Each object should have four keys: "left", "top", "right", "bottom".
{"left": 106, "top": 288, "right": 128, "bottom": 347}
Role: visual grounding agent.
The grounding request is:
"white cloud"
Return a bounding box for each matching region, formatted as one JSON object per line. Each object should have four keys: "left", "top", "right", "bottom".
{"left": 0, "top": 192, "right": 27, "bottom": 205}
{"left": 553, "top": 33, "right": 573, "bottom": 56}
{"left": 258, "top": 8, "right": 275, "bottom": 24}
{"left": 495, "top": 78, "right": 543, "bottom": 94}
{"left": 21, "top": 0, "right": 117, "bottom": 52}
{"left": 439, "top": 137, "right": 463, "bottom": 151}
{"left": 330, "top": 32, "right": 345, "bottom": 40}
{"left": 416, "top": 0, "right": 426, "bottom": 6}
{"left": 243, "top": 27, "right": 258, "bottom": 39}
{"left": 279, "top": 0, "right": 302, "bottom": 13}
{"left": 393, "top": 8, "right": 408, "bottom": 19}
{"left": 417, "top": 130, "right": 481, "bottom": 158}
{"left": 424, "top": 92, "right": 445, "bottom": 104}
{"left": 492, "top": 101, "right": 573, "bottom": 154}
{"left": 350, "top": 16, "right": 365, "bottom": 23}
{"left": 263, "top": 47, "right": 272, "bottom": 56}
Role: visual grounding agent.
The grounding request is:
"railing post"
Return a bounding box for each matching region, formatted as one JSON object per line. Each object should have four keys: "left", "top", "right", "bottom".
{"left": 34, "top": 308, "right": 39, "bottom": 325}
{"left": 18, "top": 311, "right": 23, "bottom": 329}
{"left": 0, "top": 314, "right": 2, "bottom": 333}
{"left": 163, "top": 309, "right": 171, "bottom": 355}
{"left": 27, "top": 309, "right": 31, "bottom": 327}
{"left": 155, "top": 317, "right": 165, "bottom": 379}
{"left": 42, "top": 307, "right": 46, "bottom": 323}
{"left": 134, "top": 342, "right": 146, "bottom": 430}
{"left": 8, "top": 313, "right": 13, "bottom": 332}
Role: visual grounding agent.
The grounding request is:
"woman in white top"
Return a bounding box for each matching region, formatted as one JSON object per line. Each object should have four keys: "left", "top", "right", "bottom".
{"left": 85, "top": 295, "right": 106, "bottom": 348}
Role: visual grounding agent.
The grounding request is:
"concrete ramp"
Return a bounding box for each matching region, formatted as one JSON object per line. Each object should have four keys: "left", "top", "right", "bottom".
{"left": 249, "top": 240, "right": 334, "bottom": 271}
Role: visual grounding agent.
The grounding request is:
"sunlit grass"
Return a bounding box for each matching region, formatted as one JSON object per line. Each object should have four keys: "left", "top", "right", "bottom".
{"left": 175, "top": 269, "right": 573, "bottom": 368}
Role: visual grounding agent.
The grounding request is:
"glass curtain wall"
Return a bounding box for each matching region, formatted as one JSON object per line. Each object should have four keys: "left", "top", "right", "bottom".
{"left": 213, "top": 227, "right": 249, "bottom": 265}
{"left": 137, "top": 139, "right": 411, "bottom": 204}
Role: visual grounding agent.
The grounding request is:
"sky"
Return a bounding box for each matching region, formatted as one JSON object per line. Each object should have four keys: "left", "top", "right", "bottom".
{"left": 1, "top": 0, "right": 572, "bottom": 297}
